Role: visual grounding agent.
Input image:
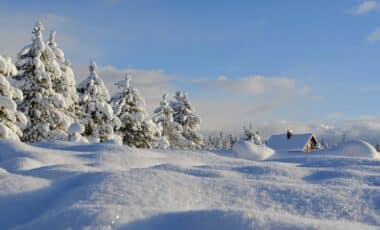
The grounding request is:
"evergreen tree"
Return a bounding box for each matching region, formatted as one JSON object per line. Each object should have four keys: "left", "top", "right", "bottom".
{"left": 204, "top": 136, "right": 214, "bottom": 150}
{"left": 0, "top": 55, "right": 28, "bottom": 140}
{"left": 153, "top": 93, "right": 190, "bottom": 149}
{"left": 77, "top": 61, "right": 121, "bottom": 143}
{"left": 228, "top": 133, "right": 236, "bottom": 150}
{"left": 242, "top": 123, "right": 262, "bottom": 145}
{"left": 170, "top": 91, "right": 202, "bottom": 149}
{"left": 204, "top": 132, "right": 237, "bottom": 151}
{"left": 13, "top": 21, "right": 71, "bottom": 142}
{"left": 47, "top": 31, "right": 78, "bottom": 116}
{"left": 111, "top": 73, "right": 159, "bottom": 148}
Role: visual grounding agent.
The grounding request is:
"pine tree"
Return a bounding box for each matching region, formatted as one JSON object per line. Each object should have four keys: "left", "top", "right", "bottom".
{"left": 170, "top": 91, "right": 202, "bottom": 149}
{"left": 242, "top": 123, "right": 262, "bottom": 145}
{"left": 153, "top": 93, "right": 190, "bottom": 149}
{"left": 77, "top": 61, "right": 121, "bottom": 143}
{"left": 13, "top": 21, "right": 71, "bottom": 142}
{"left": 111, "top": 73, "right": 159, "bottom": 148}
{"left": 228, "top": 133, "right": 237, "bottom": 150}
{"left": 47, "top": 31, "right": 78, "bottom": 116}
{"left": 0, "top": 55, "right": 28, "bottom": 140}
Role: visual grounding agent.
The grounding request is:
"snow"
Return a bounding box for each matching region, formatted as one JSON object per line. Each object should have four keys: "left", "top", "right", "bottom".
{"left": 13, "top": 21, "right": 71, "bottom": 142}
{"left": 68, "top": 122, "right": 84, "bottom": 134}
{"left": 335, "top": 140, "right": 379, "bottom": 158}
{"left": 0, "top": 55, "right": 17, "bottom": 76}
{"left": 0, "top": 95, "right": 17, "bottom": 111}
{"left": 77, "top": 62, "right": 120, "bottom": 143}
{"left": 233, "top": 140, "right": 275, "bottom": 160}
{"left": 267, "top": 133, "right": 315, "bottom": 152}
{"left": 111, "top": 74, "right": 160, "bottom": 148}
{"left": 0, "top": 140, "right": 379, "bottom": 229}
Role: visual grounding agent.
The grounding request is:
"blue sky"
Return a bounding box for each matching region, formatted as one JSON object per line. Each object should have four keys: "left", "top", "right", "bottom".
{"left": 1, "top": 0, "right": 380, "bottom": 138}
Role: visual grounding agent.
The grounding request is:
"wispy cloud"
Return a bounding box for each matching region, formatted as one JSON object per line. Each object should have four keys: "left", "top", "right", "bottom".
{"left": 352, "top": 1, "right": 380, "bottom": 15}
{"left": 367, "top": 27, "right": 380, "bottom": 41}
{"left": 188, "top": 75, "right": 310, "bottom": 96}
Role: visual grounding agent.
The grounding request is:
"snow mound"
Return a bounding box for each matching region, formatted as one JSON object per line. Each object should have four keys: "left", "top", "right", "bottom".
{"left": 233, "top": 140, "right": 275, "bottom": 161}
{"left": 0, "top": 157, "right": 45, "bottom": 171}
{"left": 124, "top": 210, "right": 255, "bottom": 230}
{"left": 336, "top": 140, "right": 379, "bottom": 159}
{"left": 68, "top": 122, "right": 84, "bottom": 134}
{"left": 0, "top": 167, "right": 8, "bottom": 174}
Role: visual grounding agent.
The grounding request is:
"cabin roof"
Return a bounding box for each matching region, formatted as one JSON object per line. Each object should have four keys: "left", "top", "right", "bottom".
{"left": 266, "top": 133, "right": 316, "bottom": 152}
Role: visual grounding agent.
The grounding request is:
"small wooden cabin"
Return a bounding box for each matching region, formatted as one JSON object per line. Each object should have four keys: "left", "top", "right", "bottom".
{"left": 266, "top": 130, "right": 318, "bottom": 152}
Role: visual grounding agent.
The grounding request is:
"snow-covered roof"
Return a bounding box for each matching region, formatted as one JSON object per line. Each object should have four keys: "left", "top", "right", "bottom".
{"left": 266, "top": 133, "right": 316, "bottom": 152}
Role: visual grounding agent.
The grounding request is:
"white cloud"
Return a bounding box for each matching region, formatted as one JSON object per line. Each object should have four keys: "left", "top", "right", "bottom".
{"left": 189, "top": 75, "right": 309, "bottom": 96}
{"left": 318, "top": 117, "right": 380, "bottom": 144}
{"left": 367, "top": 27, "right": 380, "bottom": 42}
{"left": 185, "top": 75, "right": 313, "bottom": 134}
{"left": 353, "top": 1, "right": 380, "bottom": 15}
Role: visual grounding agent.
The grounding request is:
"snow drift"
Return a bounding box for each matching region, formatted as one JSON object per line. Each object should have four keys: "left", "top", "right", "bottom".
{"left": 232, "top": 140, "right": 275, "bottom": 160}
{"left": 336, "top": 140, "right": 379, "bottom": 158}
{"left": 0, "top": 140, "right": 379, "bottom": 229}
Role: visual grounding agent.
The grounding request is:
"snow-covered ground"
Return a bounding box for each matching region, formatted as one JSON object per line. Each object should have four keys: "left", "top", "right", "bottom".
{"left": 0, "top": 141, "right": 379, "bottom": 229}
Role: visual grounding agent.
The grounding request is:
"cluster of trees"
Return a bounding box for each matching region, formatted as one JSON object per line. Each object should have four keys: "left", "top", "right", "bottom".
{"left": 0, "top": 22, "right": 202, "bottom": 149}
{"left": 204, "top": 132, "right": 237, "bottom": 151}
{"left": 205, "top": 123, "right": 262, "bottom": 150}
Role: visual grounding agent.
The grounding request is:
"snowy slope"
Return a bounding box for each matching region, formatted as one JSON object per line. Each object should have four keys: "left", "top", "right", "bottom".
{"left": 0, "top": 141, "right": 379, "bottom": 229}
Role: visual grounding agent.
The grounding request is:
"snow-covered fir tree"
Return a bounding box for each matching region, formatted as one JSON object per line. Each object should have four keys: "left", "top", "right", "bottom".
{"left": 153, "top": 93, "right": 190, "bottom": 149}
{"left": 0, "top": 55, "right": 28, "bottom": 140}
{"left": 68, "top": 122, "right": 88, "bottom": 143}
{"left": 47, "top": 31, "right": 78, "bottom": 116}
{"left": 170, "top": 91, "right": 203, "bottom": 149}
{"left": 204, "top": 131, "right": 236, "bottom": 150}
{"left": 111, "top": 73, "right": 160, "bottom": 148}
{"left": 13, "top": 21, "right": 72, "bottom": 142}
{"left": 77, "top": 61, "right": 121, "bottom": 143}
{"left": 242, "top": 123, "right": 262, "bottom": 145}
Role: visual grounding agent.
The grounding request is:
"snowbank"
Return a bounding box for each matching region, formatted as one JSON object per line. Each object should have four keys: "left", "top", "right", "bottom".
{"left": 0, "top": 141, "right": 379, "bottom": 229}
{"left": 336, "top": 140, "right": 379, "bottom": 159}
{"left": 232, "top": 140, "right": 275, "bottom": 161}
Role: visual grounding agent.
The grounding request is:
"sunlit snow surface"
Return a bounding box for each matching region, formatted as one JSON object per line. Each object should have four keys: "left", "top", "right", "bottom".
{"left": 0, "top": 140, "right": 379, "bottom": 229}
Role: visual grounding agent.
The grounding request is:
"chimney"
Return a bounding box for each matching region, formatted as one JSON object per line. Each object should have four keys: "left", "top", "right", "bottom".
{"left": 287, "top": 129, "right": 293, "bottom": 139}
